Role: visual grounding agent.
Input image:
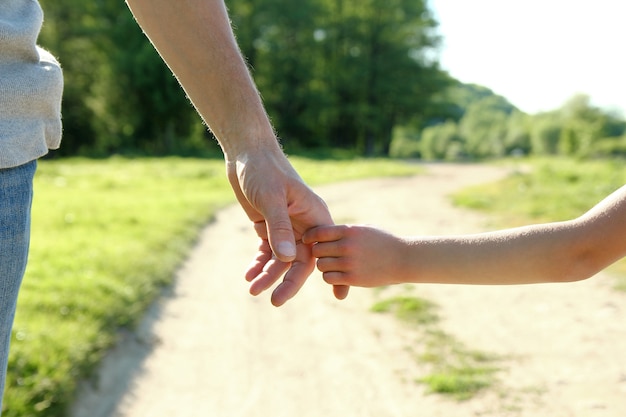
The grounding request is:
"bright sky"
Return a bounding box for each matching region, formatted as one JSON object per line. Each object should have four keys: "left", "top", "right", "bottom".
{"left": 429, "top": 0, "right": 626, "bottom": 116}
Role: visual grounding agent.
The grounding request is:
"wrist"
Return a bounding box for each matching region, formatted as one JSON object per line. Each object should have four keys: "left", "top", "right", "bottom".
{"left": 396, "top": 237, "right": 420, "bottom": 284}
{"left": 224, "top": 142, "right": 301, "bottom": 188}
{"left": 221, "top": 134, "right": 283, "bottom": 164}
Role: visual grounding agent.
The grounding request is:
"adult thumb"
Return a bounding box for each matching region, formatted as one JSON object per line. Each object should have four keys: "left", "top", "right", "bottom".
{"left": 264, "top": 207, "right": 297, "bottom": 262}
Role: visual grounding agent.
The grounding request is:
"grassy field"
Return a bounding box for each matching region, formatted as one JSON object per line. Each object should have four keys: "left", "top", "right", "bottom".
{"left": 453, "top": 156, "right": 626, "bottom": 290}
{"left": 5, "top": 156, "right": 423, "bottom": 417}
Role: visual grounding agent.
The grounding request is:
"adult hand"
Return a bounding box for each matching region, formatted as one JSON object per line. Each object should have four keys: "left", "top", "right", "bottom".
{"left": 227, "top": 147, "right": 350, "bottom": 306}
{"left": 126, "top": 0, "right": 347, "bottom": 305}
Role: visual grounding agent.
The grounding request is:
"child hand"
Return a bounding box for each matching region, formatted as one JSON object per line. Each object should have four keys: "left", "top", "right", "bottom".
{"left": 303, "top": 225, "right": 407, "bottom": 288}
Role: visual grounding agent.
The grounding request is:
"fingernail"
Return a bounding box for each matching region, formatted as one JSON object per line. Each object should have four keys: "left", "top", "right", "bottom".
{"left": 277, "top": 241, "right": 296, "bottom": 258}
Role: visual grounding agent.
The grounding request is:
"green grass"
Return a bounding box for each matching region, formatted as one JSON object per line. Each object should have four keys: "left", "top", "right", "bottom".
{"left": 5, "top": 155, "right": 422, "bottom": 417}
{"left": 291, "top": 155, "right": 423, "bottom": 183}
{"left": 371, "top": 293, "right": 501, "bottom": 401}
{"left": 454, "top": 157, "right": 626, "bottom": 225}
{"left": 371, "top": 296, "right": 438, "bottom": 325}
{"left": 417, "top": 329, "right": 501, "bottom": 401}
{"left": 418, "top": 367, "right": 497, "bottom": 401}
{"left": 453, "top": 156, "right": 626, "bottom": 289}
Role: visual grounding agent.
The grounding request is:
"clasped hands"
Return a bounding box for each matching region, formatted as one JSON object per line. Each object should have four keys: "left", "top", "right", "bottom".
{"left": 227, "top": 149, "right": 349, "bottom": 306}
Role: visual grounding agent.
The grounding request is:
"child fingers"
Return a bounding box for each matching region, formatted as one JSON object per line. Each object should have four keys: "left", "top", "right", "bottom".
{"left": 332, "top": 284, "right": 350, "bottom": 300}
{"left": 315, "top": 255, "right": 350, "bottom": 273}
{"left": 311, "top": 242, "right": 331, "bottom": 258}
{"left": 302, "top": 224, "right": 348, "bottom": 244}
{"left": 311, "top": 239, "right": 351, "bottom": 258}
{"left": 322, "top": 271, "right": 348, "bottom": 286}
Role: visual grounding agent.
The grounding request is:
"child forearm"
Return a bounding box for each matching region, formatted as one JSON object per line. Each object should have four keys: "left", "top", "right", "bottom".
{"left": 411, "top": 212, "right": 626, "bottom": 286}
{"left": 407, "top": 184, "right": 626, "bottom": 285}
{"left": 308, "top": 185, "right": 626, "bottom": 288}
{"left": 406, "top": 221, "right": 587, "bottom": 285}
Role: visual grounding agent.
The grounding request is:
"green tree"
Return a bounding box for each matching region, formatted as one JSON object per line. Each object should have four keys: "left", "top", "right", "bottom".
{"left": 237, "top": 0, "right": 328, "bottom": 148}
{"left": 437, "top": 82, "right": 506, "bottom": 123}
{"left": 458, "top": 96, "right": 513, "bottom": 158}
{"left": 229, "top": 0, "right": 446, "bottom": 155}
{"left": 530, "top": 112, "right": 562, "bottom": 155}
{"left": 389, "top": 126, "right": 422, "bottom": 158}
{"left": 38, "top": 1, "right": 105, "bottom": 154}
{"left": 103, "top": 9, "right": 201, "bottom": 154}
{"left": 421, "top": 120, "right": 462, "bottom": 160}
{"left": 557, "top": 94, "right": 621, "bottom": 157}
{"left": 39, "top": 1, "right": 207, "bottom": 156}
{"left": 504, "top": 110, "right": 532, "bottom": 155}
{"left": 322, "top": 0, "right": 444, "bottom": 155}
{"left": 39, "top": 0, "right": 448, "bottom": 156}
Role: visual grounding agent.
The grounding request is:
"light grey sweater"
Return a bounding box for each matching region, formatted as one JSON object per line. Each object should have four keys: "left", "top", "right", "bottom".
{"left": 0, "top": 0, "right": 63, "bottom": 168}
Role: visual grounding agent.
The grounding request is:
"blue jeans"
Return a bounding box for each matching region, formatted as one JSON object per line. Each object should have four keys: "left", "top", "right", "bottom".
{"left": 0, "top": 160, "right": 36, "bottom": 411}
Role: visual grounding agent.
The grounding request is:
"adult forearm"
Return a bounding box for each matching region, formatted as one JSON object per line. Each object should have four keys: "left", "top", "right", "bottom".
{"left": 125, "top": 0, "right": 278, "bottom": 159}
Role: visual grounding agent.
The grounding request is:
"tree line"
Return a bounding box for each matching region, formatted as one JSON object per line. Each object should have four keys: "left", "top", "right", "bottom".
{"left": 391, "top": 85, "right": 626, "bottom": 160}
{"left": 39, "top": 0, "right": 444, "bottom": 157}
{"left": 40, "top": 0, "right": 625, "bottom": 159}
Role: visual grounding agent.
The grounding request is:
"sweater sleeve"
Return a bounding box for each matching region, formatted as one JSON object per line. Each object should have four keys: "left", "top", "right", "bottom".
{"left": 0, "top": 0, "right": 64, "bottom": 168}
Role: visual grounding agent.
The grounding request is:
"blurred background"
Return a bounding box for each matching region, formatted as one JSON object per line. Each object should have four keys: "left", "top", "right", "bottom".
{"left": 38, "top": 0, "right": 626, "bottom": 160}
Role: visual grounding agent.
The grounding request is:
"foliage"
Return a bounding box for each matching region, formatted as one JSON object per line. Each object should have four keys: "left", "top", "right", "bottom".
{"left": 231, "top": 0, "right": 447, "bottom": 155}
{"left": 437, "top": 82, "right": 516, "bottom": 123}
{"left": 38, "top": 1, "right": 207, "bottom": 156}
{"left": 390, "top": 89, "right": 626, "bottom": 161}
{"left": 529, "top": 113, "right": 562, "bottom": 155}
{"left": 38, "top": 0, "right": 448, "bottom": 157}
{"left": 420, "top": 121, "right": 462, "bottom": 160}
{"left": 458, "top": 96, "right": 512, "bottom": 158}
{"left": 556, "top": 95, "right": 625, "bottom": 157}
{"left": 35, "top": 2, "right": 626, "bottom": 159}
{"left": 4, "top": 156, "right": 422, "bottom": 416}
{"left": 389, "top": 126, "right": 423, "bottom": 159}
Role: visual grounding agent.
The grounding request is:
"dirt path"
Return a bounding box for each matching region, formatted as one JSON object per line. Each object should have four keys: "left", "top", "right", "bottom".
{"left": 71, "top": 163, "right": 626, "bottom": 417}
